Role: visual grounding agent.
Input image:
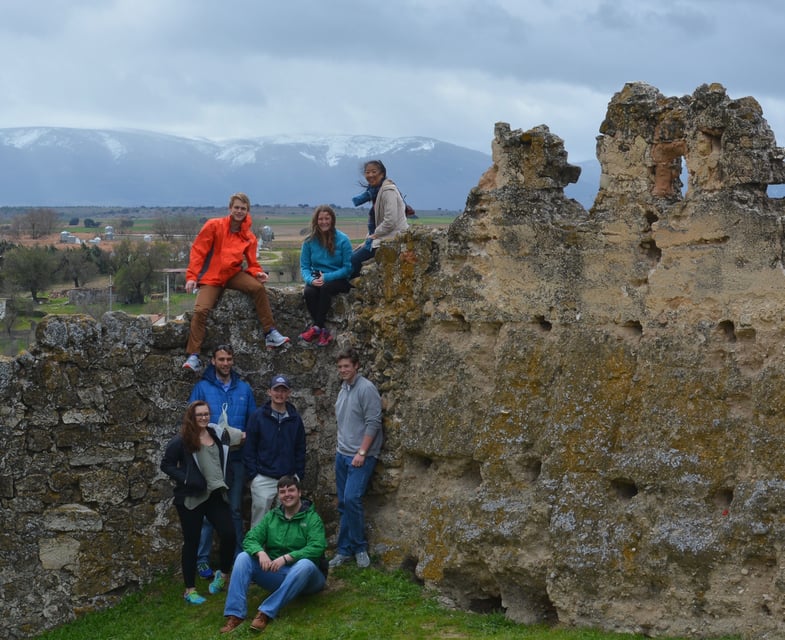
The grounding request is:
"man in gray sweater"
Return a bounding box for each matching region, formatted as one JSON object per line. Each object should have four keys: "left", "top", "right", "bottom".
{"left": 328, "top": 348, "right": 382, "bottom": 569}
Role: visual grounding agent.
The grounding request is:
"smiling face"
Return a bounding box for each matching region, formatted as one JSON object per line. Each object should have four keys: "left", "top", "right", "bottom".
{"left": 316, "top": 209, "right": 334, "bottom": 233}
{"left": 211, "top": 349, "right": 234, "bottom": 381}
{"left": 228, "top": 197, "right": 249, "bottom": 225}
{"left": 277, "top": 482, "right": 302, "bottom": 512}
{"left": 268, "top": 384, "right": 291, "bottom": 411}
{"left": 337, "top": 357, "right": 360, "bottom": 385}
{"left": 194, "top": 404, "right": 211, "bottom": 430}
{"left": 364, "top": 162, "right": 384, "bottom": 188}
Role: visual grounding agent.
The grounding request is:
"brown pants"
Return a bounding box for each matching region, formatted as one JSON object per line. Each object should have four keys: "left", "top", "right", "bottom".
{"left": 186, "top": 271, "right": 275, "bottom": 354}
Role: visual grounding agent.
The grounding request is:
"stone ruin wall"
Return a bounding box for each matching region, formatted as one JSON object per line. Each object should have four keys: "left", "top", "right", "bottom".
{"left": 3, "top": 82, "right": 785, "bottom": 639}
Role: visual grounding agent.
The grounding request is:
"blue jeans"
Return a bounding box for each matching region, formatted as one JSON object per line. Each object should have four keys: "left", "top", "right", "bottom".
{"left": 198, "top": 459, "right": 245, "bottom": 564}
{"left": 223, "top": 551, "right": 325, "bottom": 620}
{"left": 350, "top": 241, "right": 375, "bottom": 279}
{"left": 334, "top": 452, "right": 377, "bottom": 556}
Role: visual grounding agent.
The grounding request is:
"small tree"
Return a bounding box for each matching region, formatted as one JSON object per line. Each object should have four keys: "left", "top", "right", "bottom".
{"left": 3, "top": 245, "right": 60, "bottom": 301}
{"left": 58, "top": 245, "right": 99, "bottom": 288}
{"left": 2, "top": 296, "right": 34, "bottom": 336}
{"left": 3, "top": 247, "right": 60, "bottom": 303}
{"left": 112, "top": 239, "right": 172, "bottom": 304}
{"left": 153, "top": 212, "right": 200, "bottom": 241}
{"left": 23, "top": 208, "right": 59, "bottom": 239}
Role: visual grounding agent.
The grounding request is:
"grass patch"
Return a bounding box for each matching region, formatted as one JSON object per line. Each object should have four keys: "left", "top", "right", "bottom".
{"left": 31, "top": 566, "right": 739, "bottom": 640}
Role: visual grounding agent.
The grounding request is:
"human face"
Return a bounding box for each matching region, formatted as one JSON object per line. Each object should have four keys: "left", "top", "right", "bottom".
{"left": 229, "top": 199, "right": 249, "bottom": 224}
{"left": 337, "top": 358, "right": 360, "bottom": 385}
{"left": 317, "top": 210, "right": 333, "bottom": 233}
{"left": 268, "top": 385, "right": 291, "bottom": 411}
{"left": 194, "top": 406, "right": 211, "bottom": 429}
{"left": 364, "top": 164, "right": 383, "bottom": 188}
{"left": 277, "top": 483, "right": 302, "bottom": 511}
{"left": 211, "top": 349, "right": 234, "bottom": 380}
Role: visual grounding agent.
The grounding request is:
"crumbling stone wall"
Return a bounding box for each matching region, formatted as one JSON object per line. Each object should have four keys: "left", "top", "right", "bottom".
{"left": 3, "top": 82, "right": 785, "bottom": 639}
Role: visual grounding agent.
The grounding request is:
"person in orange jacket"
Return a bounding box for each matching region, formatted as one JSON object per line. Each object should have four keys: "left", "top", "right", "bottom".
{"left": 182, "top": 192, "right": 289, "bottom": 371}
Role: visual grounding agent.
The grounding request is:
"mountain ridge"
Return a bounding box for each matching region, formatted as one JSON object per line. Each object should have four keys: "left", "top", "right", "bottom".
{"left": 0, "top": 126, "right": 607, "bottom": 210}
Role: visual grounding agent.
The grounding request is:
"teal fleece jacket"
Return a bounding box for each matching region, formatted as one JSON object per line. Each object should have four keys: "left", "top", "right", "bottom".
{"left": 299, "top": 230, "right": 352, "bottom": 285}
{"left": 242, "top": 498, "right": 327, "bottom": 563}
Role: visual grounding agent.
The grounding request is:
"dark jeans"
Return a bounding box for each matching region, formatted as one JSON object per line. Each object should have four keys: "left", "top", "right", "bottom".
{"left": 175, "top": 489, "right": 236, "bottom": 589}
{"left": 304, "top": 279, "right": 351, "bottom": 327}
{"left": 350, "top": 243, "right": 375, "bottom": 279}
{"left": 197, "top": 459, "right": 245, "bottom": 564}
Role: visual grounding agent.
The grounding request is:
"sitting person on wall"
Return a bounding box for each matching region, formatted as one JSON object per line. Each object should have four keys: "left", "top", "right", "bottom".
{"left": 219, "top": 475, "right": 328, "bottom": 634}
{"left": 182, "top": 192, "right": 289, "bottom": 373}
{"left": 298, "top": 204, "right": 352, "bottom": 347}
{"left": 160, "top": 400, "right": 245, "bottom": 604}
{"left": 349, "top": 160, "right": 409, "bottom": 279}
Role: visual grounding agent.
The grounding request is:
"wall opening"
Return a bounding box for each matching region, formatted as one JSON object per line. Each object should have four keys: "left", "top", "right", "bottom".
{"left": 611, "top": 477, "right": 639, "bottom": 500}
{"left": 716, "top": 320, "right": 737, "bottom": 343}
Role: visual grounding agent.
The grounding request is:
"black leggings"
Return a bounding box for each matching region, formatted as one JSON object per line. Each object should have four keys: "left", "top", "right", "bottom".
{"left": 304, "top": 279, "right": 351, "bottom": 328}
{"left": 175, "top": 490, "right": 235, "bottom": 589}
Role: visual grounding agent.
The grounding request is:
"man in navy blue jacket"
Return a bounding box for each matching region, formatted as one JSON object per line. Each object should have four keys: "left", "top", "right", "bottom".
{"left": 188, "top": 344, "right": 257, "bottom": 578}
{"left": 243, "top": 374, "right": 307, "bottom": 528}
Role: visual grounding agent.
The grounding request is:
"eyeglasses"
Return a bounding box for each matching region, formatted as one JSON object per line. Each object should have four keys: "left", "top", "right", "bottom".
{"left": 195, "top": 413, "right": 211, "bottom": 419}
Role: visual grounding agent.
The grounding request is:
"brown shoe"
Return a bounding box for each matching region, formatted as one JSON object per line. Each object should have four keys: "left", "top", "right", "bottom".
{"left": 219, "top": 615, "right": 244, "bottom": 634}
{"left": 250, "top": 611, "right": 270, "bottom": 631}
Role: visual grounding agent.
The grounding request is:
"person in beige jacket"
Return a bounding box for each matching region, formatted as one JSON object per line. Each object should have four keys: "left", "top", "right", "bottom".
{"left": 350, "top": 160, "right": 408, "bottom": 278}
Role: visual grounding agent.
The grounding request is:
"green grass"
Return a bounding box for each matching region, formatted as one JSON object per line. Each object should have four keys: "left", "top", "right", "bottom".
{"left": 31, "top": 566, "right": 739, "bottom": 640}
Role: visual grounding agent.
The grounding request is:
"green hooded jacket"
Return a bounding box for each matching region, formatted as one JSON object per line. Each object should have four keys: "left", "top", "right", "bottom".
{"left": 242, "top": 498, "right": 327, "bottom": 564}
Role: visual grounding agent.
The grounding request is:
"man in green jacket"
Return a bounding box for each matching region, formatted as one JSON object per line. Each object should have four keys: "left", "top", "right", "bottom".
{"left": 219, "top": 475, "right": 327, "bottom": 634}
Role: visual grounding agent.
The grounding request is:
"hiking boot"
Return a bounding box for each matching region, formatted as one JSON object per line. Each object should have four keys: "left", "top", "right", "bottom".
{"left": 197, "top": 562, "right": 214, "bottom": 579}
{"left": 265, "top": 328, "right": 290, "bottom": 349}
{"left": 220, "top": 615, "right": 244, "bottom": 634}
{"left": 208, "top": 570, "right": 226, "bottom": 594}
{"left": 183, "top": 589, "right": 206, "bottom": 605}
{"left": 355, "top": 550, "right": 370, "bottom": 568}
{"left": 250, "top": 611, "right": 270, "bottom": 631}
{"left": 183, "top": 354, "right": 202, "bottom": 372}
{"left": 299, "top": 326, "right": 321, "bottom": 343}
{"left": 328, "top": 553, "right": 351, "bottom": 568}
{"left": 317, "top": 329, "right": 333, "bottom": 347}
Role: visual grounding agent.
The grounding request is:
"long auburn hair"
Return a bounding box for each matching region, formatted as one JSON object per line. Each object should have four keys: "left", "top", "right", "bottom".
{"left": 181, "top": 400, "right": 209, "bottom": 453}
{"left": 309, "top": 204, "right": 337, "bottom": 255}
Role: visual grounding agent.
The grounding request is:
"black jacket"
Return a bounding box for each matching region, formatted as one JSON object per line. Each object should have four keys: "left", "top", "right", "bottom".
{"left": 160, "top": 424, "right": 232, "bottom": 506}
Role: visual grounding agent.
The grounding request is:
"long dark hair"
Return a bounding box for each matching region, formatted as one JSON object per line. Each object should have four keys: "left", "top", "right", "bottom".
{"left": 309, "top": 204, "right": 337, "bottom": 255}
{"left": 181, "top": 400, "right": 208, "bottom": 453}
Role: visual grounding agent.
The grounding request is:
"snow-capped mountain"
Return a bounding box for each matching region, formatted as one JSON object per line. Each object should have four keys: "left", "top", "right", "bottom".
{"left": 0, "top": 127, "right": 496, "bottom": 210}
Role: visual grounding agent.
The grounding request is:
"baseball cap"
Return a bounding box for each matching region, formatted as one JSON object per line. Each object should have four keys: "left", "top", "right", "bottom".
{"left": 270, "top": 374, "right": 291, "bottom": 389}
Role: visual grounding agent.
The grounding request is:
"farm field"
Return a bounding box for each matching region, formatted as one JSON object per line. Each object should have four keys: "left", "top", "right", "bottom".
{"left": 3, "top": 208, "right": 458, "bottom": 248}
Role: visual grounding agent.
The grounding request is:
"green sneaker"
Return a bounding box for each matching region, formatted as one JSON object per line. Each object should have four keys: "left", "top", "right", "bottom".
{"left": 183, "top": 590, "right": 206, "bottom": 605}
{"left": 209, "top": 570, "right": 226, "bottom": 594}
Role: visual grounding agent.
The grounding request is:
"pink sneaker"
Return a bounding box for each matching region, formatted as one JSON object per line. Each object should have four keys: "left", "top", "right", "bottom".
{"left": 317, "top": 330, "right": 333, "bottom": 347}
{"left": 299, "top": 326, "right": 321, "bottom": 343}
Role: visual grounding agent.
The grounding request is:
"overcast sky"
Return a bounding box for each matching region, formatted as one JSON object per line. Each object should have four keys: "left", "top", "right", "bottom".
{"left": 1, "top": 0, "right": 783, "bottom": 162}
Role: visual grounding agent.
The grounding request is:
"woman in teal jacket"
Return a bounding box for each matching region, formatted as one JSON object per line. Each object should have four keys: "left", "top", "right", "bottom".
{"left": 299, "top": 204, "right": 352, "bottom": 347}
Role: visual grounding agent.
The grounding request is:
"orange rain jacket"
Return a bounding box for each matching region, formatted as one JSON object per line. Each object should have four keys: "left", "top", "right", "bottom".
{"left": 186, "top": 213, "right": 264, "bottom": 287}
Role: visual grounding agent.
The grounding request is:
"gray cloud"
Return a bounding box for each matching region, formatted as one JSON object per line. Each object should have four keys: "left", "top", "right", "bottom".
{"left": 0, "top": 0, "right": 782, "bottom": 163}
